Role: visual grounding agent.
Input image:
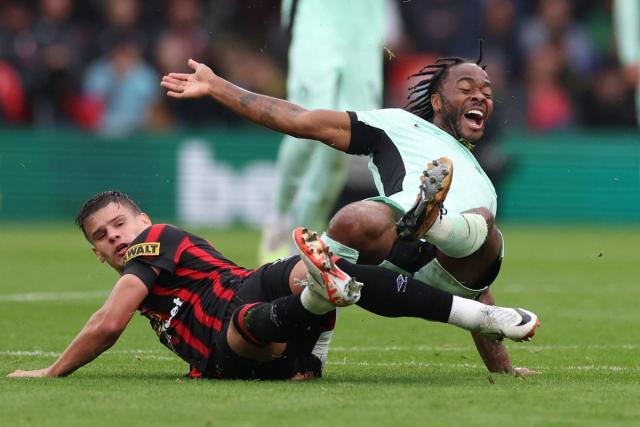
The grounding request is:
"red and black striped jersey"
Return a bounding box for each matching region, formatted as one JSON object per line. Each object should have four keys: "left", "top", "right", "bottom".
{"left": 123, "top": 224, "right": 254, "bottom": 372}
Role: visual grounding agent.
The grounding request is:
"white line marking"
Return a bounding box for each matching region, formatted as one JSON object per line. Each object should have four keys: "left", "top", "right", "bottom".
{"left": 329, "top": 360, "right": 640, "bottom": 372}
{"left": 2, "top": 343, "right": 638, "bottom": 358}
{"left": 0, "top": 291, "right": 108, "bottom": 302}
{"left": 328, "top": 344, "right": 640, "bottom": 352}
{"left": 1, "top": 350, "right": 175, "bottom": 361}
{"left": 5, "top": 351, "right": 634, "bottom": 372}
{"left": 3, "top": 348, "right": 638, "bottom": 372}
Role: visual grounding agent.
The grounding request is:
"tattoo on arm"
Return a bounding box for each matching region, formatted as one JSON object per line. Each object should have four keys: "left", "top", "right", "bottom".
{"left": 239, "top": 92, "right": 258, "bottom": 109}
{"left": 259, "top": 101, "right": 277, "bottom": 128}
{"left": 288, "top": 105, "right": 304, "bottom": 117}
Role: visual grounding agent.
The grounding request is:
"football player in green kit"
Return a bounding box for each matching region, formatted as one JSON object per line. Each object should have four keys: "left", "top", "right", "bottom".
{"left": 614, "top": 0, "right": 640, "bottom": 125}
{"left": 160, "top": 42, "right": 538, "bottom": 376}
{"left": 259, "top": 0, "right": 385, "bottom": 263}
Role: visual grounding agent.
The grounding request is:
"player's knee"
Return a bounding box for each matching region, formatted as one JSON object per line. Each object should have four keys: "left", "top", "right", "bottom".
{"left": 327, "top": 203, "right": 366, "bottom": 248}
{"left": 327, "top": 201, "right": 393, "bottom": 242}
{"left": 327, "top": 201, "right": 396, "bottom": 264}
{"left": 328, "top": 202, "right": 392, "bottom": 246}
{"left": 464, "top": 207, "right": 495, "bottom": 231}
{"left": 229, "top": 304, "right": 285, "bottom": 362}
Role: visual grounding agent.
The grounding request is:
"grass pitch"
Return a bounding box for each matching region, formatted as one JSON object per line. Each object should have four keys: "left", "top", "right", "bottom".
{"left": 1, "top": 223, "right": 639, "bottom": 427}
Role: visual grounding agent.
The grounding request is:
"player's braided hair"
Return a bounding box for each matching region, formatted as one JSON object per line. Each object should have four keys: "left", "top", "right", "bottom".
{"left": 407, "top": 40, "right": 486, "bottom": 122}
{"left": 75, "top": 190, "right": 142, "bottom": 239}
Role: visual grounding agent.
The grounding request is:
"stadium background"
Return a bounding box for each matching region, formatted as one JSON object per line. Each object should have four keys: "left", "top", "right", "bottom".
{"left": 0, "top": 0, "right": 638, "bottom": 226}
{"left": 2, "top": 2, "right": 640, "bottom": 426}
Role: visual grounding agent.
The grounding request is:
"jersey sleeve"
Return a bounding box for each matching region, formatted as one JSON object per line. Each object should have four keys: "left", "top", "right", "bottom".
{"left": 122, "top": 224, "right": 188, "bottom": 290}
{"left": 346, "top": 110, "right": 392, "bottom": 155}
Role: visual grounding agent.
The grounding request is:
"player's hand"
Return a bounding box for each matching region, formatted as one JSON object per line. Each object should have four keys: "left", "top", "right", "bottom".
{"left": 7, "top": 368, "right": 52, "bottom": 378}
{"left": 512, "top": 367, "right": 539, "bottom": 377}
{"left": 161, "top": 59, "right": 218, "bottom": 99}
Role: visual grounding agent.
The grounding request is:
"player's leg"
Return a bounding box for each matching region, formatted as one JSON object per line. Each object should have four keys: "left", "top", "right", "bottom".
{"left": 288, "top": 38, "right": 384, "bottom": 238}
{"left": 258, "top": 137, "right": 313, "bottom": 264}
{"left": 294, "top": 227, "right": 539, "bottom": 342}
{"left": 325, "top": 200, "right": 398, "bottom": 264}
{"left": 293, "top": 143, "right": 347, "bottom": 233}
{"left": 322, "top": 158, "right": 481, "bottom": 266}
{"left": 325, "top": 197, "right": 503, "bottom": 292}
{"left": 224, "top": 256, "right": 339, "bottom": 366}
{"left": 433, "top": 208, "right": 503, "bottom": 287}
{"left": 305, "top": 43, "right": 384, "bottom": 363}
{"left": 396, "top": 158, "right": 490, "bottom": 260}
{"left": 258, "top": 44, "right": 341, "bottom": 264}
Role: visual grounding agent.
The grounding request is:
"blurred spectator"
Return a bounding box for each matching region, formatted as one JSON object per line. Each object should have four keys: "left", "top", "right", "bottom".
{"left": 524, "top": 43, "right": 575, "bottom": 132}
{"left": 480, "top": 0, "right": 523, "bottom": 88}
{"left": 0, "top": 0, "right": 636, "bottom": 135}
{"left": 579, "top": 57, "right": 637, "bottom": 127}
{"left": 96, "top": 0, "right": 150, "bottom": 59}
{"left": 152, "top": 0, "right": 221, "bottom": 127}
{"left": 0, "top": 60, "right": 27, "bottom": 123}
{"left": 84, "top": 32, "right": 158, "bottom": 136}
{"left": 29, "top": 0, "right": 86, "bottom": 126}
{"left": 0, "top": 2, "right": 30, "bottom": 123}
{"left": 398, "top": 0, "right": 483, "bottom": 57}
{"left": 155, "top": 0, "right": 209, "bottom": 73}
{"left": 519, "top": 0, "right": 597, "bottom": 77}
{"left": 0, "top": 1, "right": 34, "bottom": 70}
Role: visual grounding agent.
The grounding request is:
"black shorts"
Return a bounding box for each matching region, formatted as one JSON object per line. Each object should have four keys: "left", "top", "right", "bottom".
{"left": 204, "top": 255, "right": 325, "bottom": 380}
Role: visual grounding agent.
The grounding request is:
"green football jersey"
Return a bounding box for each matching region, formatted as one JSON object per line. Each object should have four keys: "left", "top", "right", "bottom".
{"left": 347, "top": 109, "right": 497, "bottom": 216}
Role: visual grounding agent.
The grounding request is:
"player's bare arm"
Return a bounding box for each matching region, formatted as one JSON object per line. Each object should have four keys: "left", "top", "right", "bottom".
{"left": 7, "top": 274, "right": 149, "bottom": 378}
{"left": 160, "top": 59, "right": 352, "bottom": 151}
{"left": 471, "top": 289, "right": 539, "bottom": 377}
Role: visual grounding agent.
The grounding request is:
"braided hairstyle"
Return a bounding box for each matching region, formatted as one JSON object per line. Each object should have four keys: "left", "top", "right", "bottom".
{"left": 407, "top": 40, "right": 486, "bottom": 122}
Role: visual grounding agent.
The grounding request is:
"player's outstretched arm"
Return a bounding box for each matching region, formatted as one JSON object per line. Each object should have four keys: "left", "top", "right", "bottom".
{"left": 471, "top": 289, "right": 539, "bottom": 377}
{"left": 161, "top": 59, "right": 352, "bottom": 151}
{"left": 7, "top": 275, "right": 148, "bottom": 378}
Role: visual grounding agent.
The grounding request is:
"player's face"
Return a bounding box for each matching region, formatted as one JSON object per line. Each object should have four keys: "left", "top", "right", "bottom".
{"left": 83, "top": 202, "right": 151, "bottom": 272}
{"left": 433, "top": 63, "right": 493, "bottom": 142}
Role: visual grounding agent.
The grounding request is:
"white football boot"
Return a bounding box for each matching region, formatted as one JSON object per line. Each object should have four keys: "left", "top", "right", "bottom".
{"left": 293, "top": 227, "right": 363, "bottom": 307}
{"left": 478, "top": 306, "right": 540, "bottom": 342}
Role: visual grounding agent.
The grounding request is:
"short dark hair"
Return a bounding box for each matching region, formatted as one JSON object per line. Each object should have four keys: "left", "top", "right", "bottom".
{"left": 406, "top": 40, "right": 486, "bottom": 122}
{"left": 75, "top": 191, "right": 141, "bottom": 239}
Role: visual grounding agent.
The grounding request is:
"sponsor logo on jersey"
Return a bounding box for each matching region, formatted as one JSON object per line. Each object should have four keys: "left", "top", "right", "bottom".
{"left": 123, "top": 242, "right": 160, "bottom": 263}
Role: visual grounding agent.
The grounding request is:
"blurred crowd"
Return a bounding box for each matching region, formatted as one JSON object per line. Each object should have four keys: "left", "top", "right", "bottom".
{"left": 0, "top": 0, "right": 637, "bottom": 137}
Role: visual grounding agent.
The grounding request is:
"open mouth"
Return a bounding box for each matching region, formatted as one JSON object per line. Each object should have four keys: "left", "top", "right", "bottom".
{"left": 115, "top": 243, "right": 129, "bottom": 257}
{"left": 463, "top": 109, "right": 485, "bottom": 131}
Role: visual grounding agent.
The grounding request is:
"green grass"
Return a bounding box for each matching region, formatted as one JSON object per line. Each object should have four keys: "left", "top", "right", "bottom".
{"left": 1, "top": 223, "right": 639, "bottom": 427}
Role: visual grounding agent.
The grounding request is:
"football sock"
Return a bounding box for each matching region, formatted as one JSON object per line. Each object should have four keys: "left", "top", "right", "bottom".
{"left": 232, "top": 295, "right": 328, "bottom": 346}
{"left": 311, "top": 329, "right": 334, "bottom": 365}
{"left": 336, "top": 259, "right": 498, "bottom": 332}
{"left": 424, "top": 213, "right": 488, "bottom": 258}
{"left": 321, "top": 232, "right": 360, "bottom": 263}
{"left": 446, "top": 295, "right": 490, "bottom": 330}
{"left": 300, "top": 286, "right": 335, "bottom": 314}
{"left": 335, "top": 259, "right": 452, "bottom": 322}
{"left": 385, "top": 238, "right": 437, "bottom": 274}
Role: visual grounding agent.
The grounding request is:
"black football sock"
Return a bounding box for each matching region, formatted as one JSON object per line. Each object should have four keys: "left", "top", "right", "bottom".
{"left": 336, "top": 259, "right": 453, "bottom": 322}
{"left": 232, "top": 295, "right": 328, "bottom": 346}
{"left": 385, "top": 238, "right": 437, "bottom": 274}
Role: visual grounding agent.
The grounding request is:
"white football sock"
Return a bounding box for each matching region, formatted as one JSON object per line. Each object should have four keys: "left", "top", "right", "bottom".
{"left": 447, "top": 295, "right": 486, "bottom": 331}
{"left": 312, "top": 330, "right": 334, "bottom": 365}
{"left": 424, "top": 213, "right": 488, "bottom": 258}
{"left": 300, "top": 287, "right": 335, "bottom": 315}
